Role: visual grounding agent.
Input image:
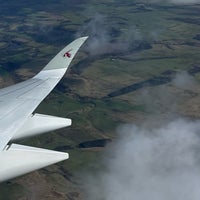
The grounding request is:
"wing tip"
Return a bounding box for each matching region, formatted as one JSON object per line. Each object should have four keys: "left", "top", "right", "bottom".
{"left": 38, "top": 36, "right": 89, "bottom": 73}
{"left": 72, "top": 36, "right": 88, "bottom": 48}
{"left": 79, "top": 36, "right": 89, "bottom": 40}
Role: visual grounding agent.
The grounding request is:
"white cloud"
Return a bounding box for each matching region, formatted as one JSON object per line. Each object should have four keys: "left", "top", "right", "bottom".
{"left": 169, "top": 0, "right": 200, "bottom": 4}
{"left": 172, "top": 71, "right": 196, "bottom": 90}
{"left": 150, "top": 0, "right": 200, "bottom": 4}
{"left": 83, "top": 119, "right": 200, "bottom": 200}
{"left": 76, "top": 13, "right": 144, "bottom": 56}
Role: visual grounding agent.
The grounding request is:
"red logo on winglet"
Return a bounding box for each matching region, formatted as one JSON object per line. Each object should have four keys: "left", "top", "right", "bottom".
{"left": 63, "top": 50, "right": 72, "bottom": 58}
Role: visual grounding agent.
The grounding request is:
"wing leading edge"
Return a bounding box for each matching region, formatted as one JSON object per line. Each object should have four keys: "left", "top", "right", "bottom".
{"left": 0, "top": 36, "right": 88, "bottom": 182}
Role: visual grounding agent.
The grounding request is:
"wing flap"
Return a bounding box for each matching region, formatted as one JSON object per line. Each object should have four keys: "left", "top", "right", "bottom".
{"left": 13, "top": 113, "right": 71, "bottom": 140}
{"left": 0, "top": 144, "right": 68, "bottom": 182}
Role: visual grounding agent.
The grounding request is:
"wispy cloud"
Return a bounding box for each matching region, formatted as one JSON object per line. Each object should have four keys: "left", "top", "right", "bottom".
{"left": 172, "top": 71, "right": 197, "bottom": 90}
{"left": 76, "top": 13, "right": 145, "bottom": 56}
{"left": 150, "top": 0, "right": 200, "bottom": 4}
{"left": 82, "top": 71, "right": 200, "bottom": 200}
{"left": 169, "top": 0, "right": 200, "bottom": 4}
{"left": 83, "top": 118, "right": 200, "bottom": 200}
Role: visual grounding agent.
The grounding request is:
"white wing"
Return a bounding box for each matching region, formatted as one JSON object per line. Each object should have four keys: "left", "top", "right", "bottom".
{"left": 0, "top": 36, "right": 88, "bottom": 182}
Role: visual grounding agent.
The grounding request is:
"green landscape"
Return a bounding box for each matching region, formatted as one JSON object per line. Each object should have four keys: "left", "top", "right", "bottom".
{"left": 0, "top": 0, "right": 200, "bottom": 199}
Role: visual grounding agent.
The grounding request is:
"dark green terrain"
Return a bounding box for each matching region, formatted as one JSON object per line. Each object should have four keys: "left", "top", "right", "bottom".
{"left": 0, "top": 1, "right": 200, "bottom": 199}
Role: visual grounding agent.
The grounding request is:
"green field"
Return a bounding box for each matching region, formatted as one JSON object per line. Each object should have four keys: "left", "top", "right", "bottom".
{"left": 0, "top": 1, "right": 200, "bottom": 199}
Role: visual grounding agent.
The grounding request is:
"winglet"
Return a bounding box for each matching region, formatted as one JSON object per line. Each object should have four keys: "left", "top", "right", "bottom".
{"left": 43, "top": 36, "right": 88, "bottom": 71}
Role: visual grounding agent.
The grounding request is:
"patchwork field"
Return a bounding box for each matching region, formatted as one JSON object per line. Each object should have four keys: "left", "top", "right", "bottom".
{"left": 0, "top": 1, "right": 200, "bottom": 199}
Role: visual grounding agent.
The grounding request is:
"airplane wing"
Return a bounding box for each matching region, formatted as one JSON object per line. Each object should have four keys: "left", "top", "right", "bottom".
{"left": 0, "top": 36, "right": 88, "bottom": 182}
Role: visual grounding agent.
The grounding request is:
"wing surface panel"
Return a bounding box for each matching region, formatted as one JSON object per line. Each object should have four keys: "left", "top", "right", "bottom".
{"left": 0, "top": 36, "right": 88, "bottom": 150}
{"left": 0, "top": 99, "right": 39, "bottom": 149}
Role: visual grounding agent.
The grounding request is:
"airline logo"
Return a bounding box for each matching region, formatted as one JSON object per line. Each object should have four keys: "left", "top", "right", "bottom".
{"left": 63, "top": 50, "right": 72, "bottom": 58}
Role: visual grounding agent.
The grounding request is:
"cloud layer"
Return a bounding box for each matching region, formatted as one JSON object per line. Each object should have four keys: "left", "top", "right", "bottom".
{"left": 169, "top": 0, "right": 200, "bottom": 4}
{"left": 83, "top": 119, "right": 200, "bottom": 200}
{"left": 150, "top": 0, "right": 200, "bottom": 4}
{"left": 76, "top": 13, "right": 144, "bottom": 56}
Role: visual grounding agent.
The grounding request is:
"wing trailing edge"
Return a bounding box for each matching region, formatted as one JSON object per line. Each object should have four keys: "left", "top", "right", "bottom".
{"left": 12, "top": 113, "right": 72, "bottom": 141}
{"left": 0, "top": 144, "right": 69, "bottom": 182}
